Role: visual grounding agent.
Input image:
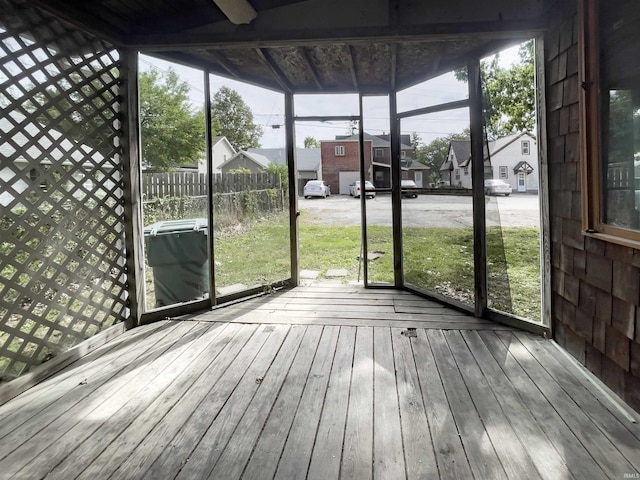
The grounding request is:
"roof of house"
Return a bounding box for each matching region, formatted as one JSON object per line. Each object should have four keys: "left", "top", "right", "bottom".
{"left": 248, "top": 147, "right": 320, "bottom": 171}
{"left": 219, "top": 151, "right": 272, "bottom": 170}
{"left": 212, "top": 136, "right": 236, "bottom": 153}
{"left": 449, "top": 139, "right": 472, "bottom": 167}
{"left": 332, "top": 132, "right": 413, "bottom": 150}
{"left": 405, "top": 160, "right": 429, "bottom": 170}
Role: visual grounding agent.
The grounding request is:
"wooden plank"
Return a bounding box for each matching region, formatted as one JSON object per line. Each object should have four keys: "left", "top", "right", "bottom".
{"left": 0, "top": 321, "right": 168, "bottom": 421}
{"left": 306, "top": 326, "right": 356, "bottom": 480}
{"left": 341, "top": 327, "right": 374, "bottom": 480}
{"left": 514, "top": 332, "right": 640, "bottom": 469}
{"left": 19, "top": 322, "right": 236, "bottom": 480}
{"left": 170, "top": 326, "right": 305, "bottom": 479}
{"left": 273, "top": 325, "right": 340, "bottom": 480}
{"left": 492, "top": 331, "right": 636, "bottom": 478}
{"left": 394, "top": 305, "right": 466, "bottom": 315}
{"left": 242, "top": 326, "right": 336, "bottom": 479}
{"left": 391, "top": 328, "right": 438, "bottom": 479}
{"left": 411, "top": 329, "right": 473, "bottom": 479}
{"left": 209, "top": 326, "right": 323, "bottom": 479}
{"left": 528, "top": 335, "right": 640, "bottom": 438}
{"left": 113, "top": 325, "right": 293, "bottom": 480}
{"left": 461, "top": 330, "right": 575, "bottom": 480}
{"left": 0, "top": 321, "right": 196, "bottom": 477}
{"left": 73, "top": 323, "right": 263, "bottom": 480}
{"left": 443, "top": 330, "right": 541, "bottom": 480}
{"left": 372, "top": 328, "right": 405, "bottom": 480}
{"left": 427, "top": 329, "right": 507, "bottom": 480}
{"left": 0, "top": 320, "right": 126, "bottom": 406}
{"left": 478, "top": 330, "right": 608, "bottom": 480}
{"left": 0, "top": 320, "right": 179, "bottom": 445}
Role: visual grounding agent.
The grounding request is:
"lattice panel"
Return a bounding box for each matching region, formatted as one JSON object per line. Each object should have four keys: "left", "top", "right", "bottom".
{"left": 0, "top": 0, "right": 127, "bottom": 380}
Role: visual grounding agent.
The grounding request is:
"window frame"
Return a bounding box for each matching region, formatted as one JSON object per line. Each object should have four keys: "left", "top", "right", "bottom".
{"left": 374, "top": 148, "right": 384, "bottom": 158}
{"left": 521, "top": 140, "right": 530, "bottom": 155}
{"left": 579, "top": 0, "right": 640, "bottom": 247}
{"left": 499, "top": 166, "right": 508, "bottom": 179}
{"left": 335, "top": 145, "right": 345, "bottom": 156}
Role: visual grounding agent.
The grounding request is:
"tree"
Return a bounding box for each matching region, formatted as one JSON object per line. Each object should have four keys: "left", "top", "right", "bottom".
{"left": 139, "top": 68, "right": 205, "bottom": 171}
{"left": 455, "top": 40, "right": 535, "bottom": 138}
{"left": 304, "top": 136, "right": 320, "bottom": 148}
{"left": 211, "top": 86, "right": 263, "bottom": 151}
{"left": 413, "top": 129, "right": 470, "bottom": 183}
{"left": 264, "top": 162, "right": 289, "bottom": 193}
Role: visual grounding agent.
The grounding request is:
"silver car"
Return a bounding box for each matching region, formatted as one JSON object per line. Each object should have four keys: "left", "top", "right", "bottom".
{"left": 303, "top": 180, "right": 331, "bottom": 198}
{"left": 484, "top": 179, "right": 512, "bottom": 196}
{"left": 349, "top": 181, "right": 376, "bottom": 198}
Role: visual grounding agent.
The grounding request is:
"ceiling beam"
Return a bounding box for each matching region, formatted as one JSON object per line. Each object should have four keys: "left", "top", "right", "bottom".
{"left": 347, "top": 46, "right": 359, "bottom": 90}
{"left": 390, "top": 44, "right": 398, "bottom": 91}
{"left": 29, "top": 0, "right": 126, "bottom": 43}
{"left": 126, "top": 19, "right": 544, "bottom": 50}
{"left": 301, "top": 48, "right": 324, "bottom": 91}
{"left": 255, "top": 48, "right": 293, "bottom": 92}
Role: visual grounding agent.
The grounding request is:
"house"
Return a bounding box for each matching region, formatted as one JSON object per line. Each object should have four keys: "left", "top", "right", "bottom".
{"left": 218, "top": 151, "right": 272, "bottom": 173}
{"left": 321, "top": 132, "right": 425, "bottom": 193}
{"left": 0, "top": 115, "right": 116, "bottom": 207}
{"left": 440, "top": 133, "right": 538, "bottom": 193}
{"left": 197, "top": 136, "right": 236, "bottom": 174}
{"left": 248, "top": 147, "right": 322, "bottom": 193}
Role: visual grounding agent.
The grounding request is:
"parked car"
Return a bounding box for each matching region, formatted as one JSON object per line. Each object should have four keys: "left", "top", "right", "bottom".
{"left": 303, "top": 180, "right": 331, "bottom": 198}
{"left": 401, "top": 179, "right": 419, "bottom": 198}
{"left": 484, "top": 179, "right": 512, "bottom": 196}
{"left": 349, "top": 181, "right": 376, "bottom": 198}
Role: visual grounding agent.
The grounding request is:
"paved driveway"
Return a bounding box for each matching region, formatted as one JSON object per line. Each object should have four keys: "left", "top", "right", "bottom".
{"left": 298, "top": 193, "right": 541, "bottom": 228}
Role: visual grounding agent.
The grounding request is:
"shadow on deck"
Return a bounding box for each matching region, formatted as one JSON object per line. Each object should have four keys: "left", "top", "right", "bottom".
{"left": 0, "top": 284, "right": 638, "bottom": 479}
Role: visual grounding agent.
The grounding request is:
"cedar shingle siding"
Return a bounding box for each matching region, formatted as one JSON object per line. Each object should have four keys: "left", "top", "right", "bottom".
{"left": 546, "top": 0, "right": 640, "bottom": 412}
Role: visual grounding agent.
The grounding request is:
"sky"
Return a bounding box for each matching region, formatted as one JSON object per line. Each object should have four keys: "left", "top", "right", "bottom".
{"left": 139, "top": 43, "right": 523, "bottom": 149}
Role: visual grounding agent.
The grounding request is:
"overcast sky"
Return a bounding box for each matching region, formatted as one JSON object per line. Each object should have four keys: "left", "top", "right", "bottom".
{"left": 140, "top": 44, "right": 522, "bottom": 149}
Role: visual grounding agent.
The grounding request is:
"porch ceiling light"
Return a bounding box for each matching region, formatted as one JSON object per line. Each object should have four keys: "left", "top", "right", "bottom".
{"left": 213, "top": 0, "right": 257, "bottom": 24}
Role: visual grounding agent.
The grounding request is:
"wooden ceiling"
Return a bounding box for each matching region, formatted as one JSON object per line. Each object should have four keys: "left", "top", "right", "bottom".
{"left": 28, "top": 0, "right": 546, "bottom": 93}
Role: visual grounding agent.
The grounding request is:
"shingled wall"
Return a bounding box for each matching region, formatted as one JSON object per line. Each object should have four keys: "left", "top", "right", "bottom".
{"left": 545, "top": 1, "right": 640, "bottom": 413}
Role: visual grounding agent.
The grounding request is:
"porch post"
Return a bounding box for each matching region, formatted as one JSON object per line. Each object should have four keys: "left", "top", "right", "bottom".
{"left": 285, "top": 92, "right": 299, "bottom": 286}
{"left": 468, "top": 60, "right": 488, "bottom": 317}
{"left": 204, "top": 70, "right": 217, "bottom": 305}
{"left": 390, "top": 92, "right": 403, "bottom": 287}
{"left": 120, "top": 49, "right": 146, "bottom": 327}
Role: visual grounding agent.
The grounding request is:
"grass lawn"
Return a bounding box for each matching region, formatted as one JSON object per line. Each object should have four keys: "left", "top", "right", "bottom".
{"left": 145, "top": 212, "right": 541, "bottom": 322}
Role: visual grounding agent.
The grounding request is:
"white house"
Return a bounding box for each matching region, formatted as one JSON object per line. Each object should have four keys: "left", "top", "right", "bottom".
{"left": 197, "top": 136, "right": 236, "bottom": 174}
{"left": 440, "top": 132, "right": 539, "bottom": 193}
{"left": 1, "top": 115, "right": 117, "bottom": 207}
{"left": 248, "top": 147, "right": 321, "bottom": 193}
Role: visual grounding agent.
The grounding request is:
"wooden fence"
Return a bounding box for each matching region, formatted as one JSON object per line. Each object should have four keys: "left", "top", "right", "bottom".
{"left": 142, "top": 172, "right": 282, "bottom": 199}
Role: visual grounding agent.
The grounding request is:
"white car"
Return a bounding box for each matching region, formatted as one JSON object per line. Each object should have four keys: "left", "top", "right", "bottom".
{"left": 484, "top": 179, "right": 512, "bottom": 196}
{"left": 349, "top": 181, "right": 376, "bottom": 198}
{"left": 303, "top": 180, "right": 331, "bottom": 198}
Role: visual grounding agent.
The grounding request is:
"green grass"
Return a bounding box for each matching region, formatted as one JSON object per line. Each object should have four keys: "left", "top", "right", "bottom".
{"left": 144, "top": 212, "right": 541, "bottom": 322}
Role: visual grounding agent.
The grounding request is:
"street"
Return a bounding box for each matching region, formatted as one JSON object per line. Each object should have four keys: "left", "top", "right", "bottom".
{"left": 298, "top": 193, "right": 541, "bottom": 228}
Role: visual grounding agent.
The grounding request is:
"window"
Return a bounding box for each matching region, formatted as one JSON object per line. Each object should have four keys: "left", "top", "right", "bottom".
{"left": 455, "top": 169, "right": 460, "bottom": 181}
{"left": 374, "top": 148, "right": 384, "bottom": 158}
{"left": 499, "top": 166, "right": 508, "bottom": 179}
{"left": 335, "top": 145, "right": 345, "bottom": 156}
{"left": 581, "top": 0, "right": 640, "bottom": 245}
{"left": 464, "top": 167, "right": 469, "bottom": 175}
{"left": 521, "top": 140, "right": 530, "bottom": 155}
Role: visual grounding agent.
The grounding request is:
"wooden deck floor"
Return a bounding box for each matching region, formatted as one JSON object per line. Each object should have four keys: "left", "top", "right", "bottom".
{"left": 0, "top": 285, "right": 639, "bottom": 479}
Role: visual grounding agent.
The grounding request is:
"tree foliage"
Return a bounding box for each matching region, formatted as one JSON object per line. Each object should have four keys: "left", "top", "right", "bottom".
{"left": 139, "top": 68, "right": 205, "bottom": 171}
{"left": 455, "top": 41, "right": 535, "bottom": 138}
{"left": 264, "top": 162, "right": 289, "bottom": 193}
{"left": 211, "top": 86, "right": 263, "bottom": 151}
{"left": 304, "top": 136, "right": 320, "bottom": 148}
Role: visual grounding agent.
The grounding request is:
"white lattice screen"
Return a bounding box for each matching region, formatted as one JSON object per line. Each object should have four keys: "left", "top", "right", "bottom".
{"left": 0, "top": 0, "right": 128, "bottom": 380}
